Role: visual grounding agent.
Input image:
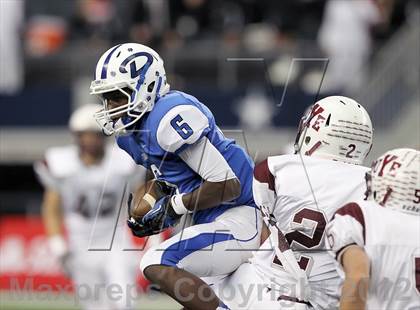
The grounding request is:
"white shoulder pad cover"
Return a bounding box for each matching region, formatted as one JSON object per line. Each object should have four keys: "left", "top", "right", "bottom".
{"left": 44, "top": 145, "right": 80, "bottom": 178}
{"left": 34, "top": 145, "right": 79, "bottom": 189}
{"left": 157, "top": 105, "right": 209, "bottom": 153}
{"left": 326, "top": 202, "right": 366, "bottom": 262}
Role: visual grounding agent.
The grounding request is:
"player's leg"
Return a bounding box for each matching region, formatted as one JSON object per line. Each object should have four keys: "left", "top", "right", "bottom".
{"left": 140, "top": 206, "right": 260, "bottom": 309}
{"left": 71, "top": 252, "right": 109, "bottom": 310}
{"left": 103, "top": 249, "right": 138, "bottom": 310}
{"left": 145, "top": 265, "right": 222, "bottom": 310}
{"left": 213, "top": 262, "right": 310, "bottom": 310}
{"left": 141, "top": 206, "right": 260, "bottom": 276}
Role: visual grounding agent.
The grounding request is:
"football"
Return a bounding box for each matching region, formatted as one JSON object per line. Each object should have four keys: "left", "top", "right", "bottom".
{"left": 130, "top": 179, "right": 165, "bottom": 220}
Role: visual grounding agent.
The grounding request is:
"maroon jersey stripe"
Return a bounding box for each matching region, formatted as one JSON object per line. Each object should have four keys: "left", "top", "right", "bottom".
{"left": 335, "top": 202, "right": 366, "bottom": 243}
{"left": 254, "top": 159, "right": 275, "bottom": 192}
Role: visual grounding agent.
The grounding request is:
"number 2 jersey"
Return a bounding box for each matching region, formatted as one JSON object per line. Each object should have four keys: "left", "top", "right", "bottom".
{"left": 252, "top": 154, "right": 369, "bottom": 309}
{"left": 34, "top": 144, "right": 141, "bottom": 250}
{"left": 116, "top": 90, "right": 255, "bottom": 224}
{"left": 327, "top": 200, "right": 420, "bottom": 309}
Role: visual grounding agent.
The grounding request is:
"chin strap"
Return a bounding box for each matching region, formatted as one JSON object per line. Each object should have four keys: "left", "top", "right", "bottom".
{"left": 304, "top": 141, "right": 322, "bottom": 156}
{"left": 260, "top": 205, "right": 310, "bottom": 302}
{"left": 102, "top": 122, "right": 115, "bottom": 136}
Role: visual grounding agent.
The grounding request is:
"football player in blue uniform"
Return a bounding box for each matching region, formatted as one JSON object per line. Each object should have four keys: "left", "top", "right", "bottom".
{"left": 90, "top": 43, "right": 261, "bottom": 310}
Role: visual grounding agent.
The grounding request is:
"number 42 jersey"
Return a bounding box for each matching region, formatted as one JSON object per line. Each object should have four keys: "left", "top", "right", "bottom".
{"left": 116, "top": 90, "right": 255, "bottom": 224}
{"left": 252, "top": 154, "right": 368, "bottom": 309}
{"left": 34, "top": 144, "right": 140, "bottom": 250}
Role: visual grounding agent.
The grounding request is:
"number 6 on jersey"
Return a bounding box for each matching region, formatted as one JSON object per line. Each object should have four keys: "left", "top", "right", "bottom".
{"left": 170, "top": 114, "right": 193, "bottom": 139}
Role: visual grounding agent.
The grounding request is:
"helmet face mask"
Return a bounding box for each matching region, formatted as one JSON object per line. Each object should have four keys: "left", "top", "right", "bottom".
{"left": 294, "top": 96, "right": 373, "bottom": 165}
{"left": 90, "top": 43, "right": 170, "bottom": 135}
{"left": 101, "top": 87, "right": 133, "bottom": 102}
{"left": 366, "top": 148, "right": 420, "bottom": 216}
{"left": 363, "top": 170, "right": 372, "bottom": 201}
{"left": 93, "top": 85, "right": 147, "bottom": 135}
{"left": 293, "top": 106, "right": 313, "bottom": 154}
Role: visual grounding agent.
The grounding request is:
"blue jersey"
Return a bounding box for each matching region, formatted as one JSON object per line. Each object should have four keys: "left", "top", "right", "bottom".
{"left": 116, "top": 90, "right": 255, "bottom": 224}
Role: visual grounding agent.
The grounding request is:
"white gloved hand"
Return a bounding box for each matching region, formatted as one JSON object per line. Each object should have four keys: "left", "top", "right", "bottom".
{"left": 48, "top": 235, "right": 72, "bottom": 277}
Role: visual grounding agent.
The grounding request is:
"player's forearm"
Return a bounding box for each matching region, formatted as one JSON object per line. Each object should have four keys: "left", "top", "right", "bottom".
{"left": 182, "top": 178, "right": 241, "bottom": 211}
{"left": 41, "top": 190, "right": 63, "bottom": 237}
{"left": 41, "top": 190, "right": 69, "bottom": 257}
{"left": 340, "top": 276, "right": 369, "bottom": 310}
{"left": 340, "top": 246, "right": 370, "bottom": 310}
{"left": 177, "top": 137, "right": 241, "bottom": 212}
{"left": 42, "top": 206, "right": 62, "bottom": 237}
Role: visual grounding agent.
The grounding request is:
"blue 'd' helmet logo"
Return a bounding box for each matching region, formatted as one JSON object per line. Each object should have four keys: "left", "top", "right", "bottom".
{"left": 119, "top": 52, "right": 154, "bottom": 79}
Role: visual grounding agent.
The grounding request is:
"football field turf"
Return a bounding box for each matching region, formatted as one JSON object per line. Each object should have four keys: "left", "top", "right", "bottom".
{"left": 0, "top": 291, "right": 180, "bottom": 310}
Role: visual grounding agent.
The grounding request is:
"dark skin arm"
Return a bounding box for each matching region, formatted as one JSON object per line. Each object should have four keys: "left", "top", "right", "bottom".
{"left": 130, "top": 170, "right": 240, "bottom": 219}
{"left": 107, "top": 96, "right": 241, "bottom": 211}
{"left": 260, "top": 222, "right": 270, "bottom": 245}
{"left": 145, "top": 169, "right": 155, "bottom": 182}
{"left": 181, "top": 178, "right": 241, "bottom": 211}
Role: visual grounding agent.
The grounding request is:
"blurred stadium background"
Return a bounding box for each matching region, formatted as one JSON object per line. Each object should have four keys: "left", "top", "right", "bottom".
{"left": 0, "top": 0, "right": 419, "bottom": 309}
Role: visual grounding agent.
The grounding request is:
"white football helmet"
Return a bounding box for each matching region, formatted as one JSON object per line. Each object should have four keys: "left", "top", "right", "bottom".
{"left": 90, "top": 43, "right": 170, "bottom": 135}
{"left": 294, "top": 96, "right": 373, "bottom": 165}
{"left": 366, "top": 148, "right": 420, "bottom": 216}
{"left": 69, "top": 103, "right": 102, "bottom": 132}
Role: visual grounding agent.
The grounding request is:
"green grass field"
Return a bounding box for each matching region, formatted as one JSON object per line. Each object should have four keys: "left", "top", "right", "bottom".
{"left": 0, "top": 292, "right": 180, "bottom": 310}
